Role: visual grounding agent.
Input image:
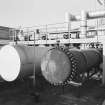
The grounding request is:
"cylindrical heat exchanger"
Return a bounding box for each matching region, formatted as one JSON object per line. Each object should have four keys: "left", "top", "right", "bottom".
{"left": 68, "top": 49, "right": 102, "bottom": 73}
{"left": 41, "top": 48, "right": 71, "bottom": 85}
{"left": 41, "top": 47, "right": 102, "bottom": 85}
{"left": 0, "top": 45, "right": 51, "bottom": 82}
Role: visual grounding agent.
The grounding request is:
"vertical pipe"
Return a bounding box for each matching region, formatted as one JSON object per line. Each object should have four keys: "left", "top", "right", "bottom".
{"left": 68, "top": 19, "right": 71, "bottom": 43}
{"left": 65, "top": 12, "right": 71, "bottom": 42}
{"left": 80, "top": 10, "right": 87, "bottom": 38}
{"left": 65, "top": 12, "right": 70, "bottom": 23}
{"left": 46, "top": 25, "right": 48, "bottom": 44}
{"left": 103, "top": 0, "right": 105, "bottom": 85}
{"left": 102, "top": 42, "right": 105, "bottom": 84}
{"left": 33, "top": 31, "right": 36, "bottom": 87}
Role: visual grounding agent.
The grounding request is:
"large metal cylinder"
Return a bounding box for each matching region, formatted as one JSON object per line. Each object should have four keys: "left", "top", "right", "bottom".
{"left": 0, "top": 45, "right": 51, "bottom": 82}
{"left": 41, "top": 48, "right": 71, "bottom": 85}
{"left": 81, "top": 49, "right": 102, "bottom": 69}
{"left": 69, "top": 49, "right": 101, "bottom": 72}
{"left": 41, "top": 48, "right": 102, "bottom": 85}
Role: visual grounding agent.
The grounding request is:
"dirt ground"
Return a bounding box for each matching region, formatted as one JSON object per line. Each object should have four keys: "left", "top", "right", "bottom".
{"left": 0, "top": 76, "right": 105, "bottom": 105}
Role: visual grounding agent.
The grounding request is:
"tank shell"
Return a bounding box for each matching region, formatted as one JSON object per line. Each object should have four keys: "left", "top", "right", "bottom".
{"left": 41, "top": 48, "right": 102, "bottom": 85}
{"left": 41, "top": 48, "right": 71, "bottom": 85}
{"left": 0, "top": 45, "right": 51, "bottom": 82}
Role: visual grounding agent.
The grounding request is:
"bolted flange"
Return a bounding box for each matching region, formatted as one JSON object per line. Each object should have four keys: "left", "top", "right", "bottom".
{"left": 52, "top": 46, "right": 78, "bottom": 86}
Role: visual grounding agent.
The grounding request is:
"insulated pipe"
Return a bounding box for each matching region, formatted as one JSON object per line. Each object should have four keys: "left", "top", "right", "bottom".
{"left": 0, "top": 45, "right": 51, "bottom": 82}
{"left": 41, "top": 48, "right": 102, "bottom": 85}
{"left": 80, "top": 10, "right": 87, "bottom": 38}
{"left": 88, "top": 11, "right": 105, "bottom": 19}
{"left": 66, "top": 11, "right": 105, "bottom": 21}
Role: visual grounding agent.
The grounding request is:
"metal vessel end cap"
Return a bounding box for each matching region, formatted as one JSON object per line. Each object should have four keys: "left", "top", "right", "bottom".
{"left": 0, "top": 45, "right": 21, "bottom": 82}
{"left": 41, "top": 49, "right": 71, "bottom": 84}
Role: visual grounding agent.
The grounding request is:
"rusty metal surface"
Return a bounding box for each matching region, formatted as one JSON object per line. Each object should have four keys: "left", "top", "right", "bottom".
{"left": 41, "top": 48, "right": 71, "bottom": 85}
{"left": 41, "top": 48, "right": 102, "bottom": 85}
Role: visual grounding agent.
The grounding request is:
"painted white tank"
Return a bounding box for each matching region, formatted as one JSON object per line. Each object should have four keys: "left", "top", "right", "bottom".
{"left": 0, "top": 45, "right": 51, "bottom": 82}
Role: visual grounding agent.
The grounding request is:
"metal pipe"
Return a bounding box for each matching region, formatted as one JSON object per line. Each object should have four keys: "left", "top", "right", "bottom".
{"left": 66, "top": 11, "right": 105, "bottom": 21}
{"left": 0, "top": 45, "right": 51, "bottom": 82}
{"left": 88, "top": 11, "right": 105, "bottom": 19}
{"left": 102, "top": 42, "right": 105, "bottom": 84}
{"left": 80, "top": 10, "right": 87, "bottom": 38}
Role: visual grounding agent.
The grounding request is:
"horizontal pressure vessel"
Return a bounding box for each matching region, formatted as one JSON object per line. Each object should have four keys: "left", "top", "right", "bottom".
{"left": 81, "top": 49, "right": 102, "bottom": 69}
{"left": 41, "top": 48, "right": 102, "bottom": 85}
{"left": 68, "top": 49, "right": 102, "bottom": 72}
{"left": 0, "top": 45, "right": 51, "bottom": 82}
{"left": 41, "top": 48, "right": 71, "bottom": 85}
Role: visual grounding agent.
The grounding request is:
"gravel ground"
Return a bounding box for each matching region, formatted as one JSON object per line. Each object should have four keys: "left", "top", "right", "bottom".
{"left": 0, "top": 76, "right": 104, "bottom": 105}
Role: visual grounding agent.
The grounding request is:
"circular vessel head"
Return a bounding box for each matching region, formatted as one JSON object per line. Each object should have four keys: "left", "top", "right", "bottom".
{"left": 0, "top": 45, "right": 21, "bottom": 82}
{"left": 41, "top": 48, "right": 71, "bottom": 85}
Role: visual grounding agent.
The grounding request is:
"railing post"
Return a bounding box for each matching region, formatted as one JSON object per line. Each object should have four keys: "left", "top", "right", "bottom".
{"left": 46, "top": 24, "right": 48, "bottom": 44}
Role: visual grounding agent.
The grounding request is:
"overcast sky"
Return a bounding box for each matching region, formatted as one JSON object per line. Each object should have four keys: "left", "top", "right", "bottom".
{"left": 0, "top": 0, "right": 103, "bottom": 27}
